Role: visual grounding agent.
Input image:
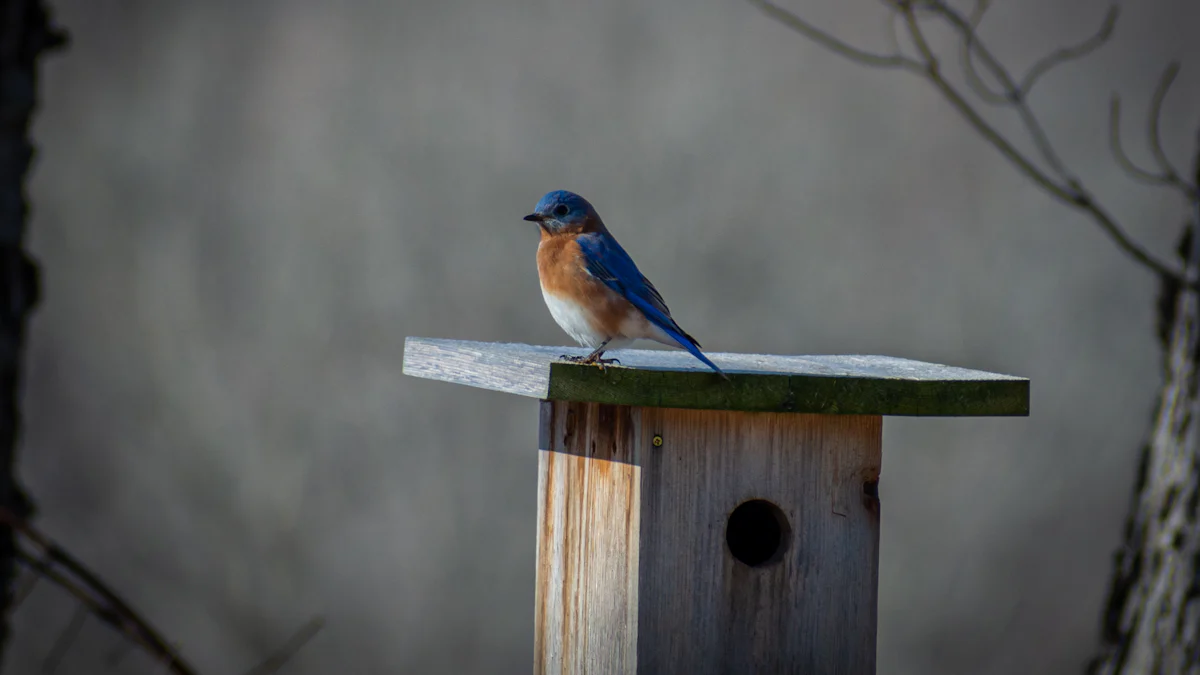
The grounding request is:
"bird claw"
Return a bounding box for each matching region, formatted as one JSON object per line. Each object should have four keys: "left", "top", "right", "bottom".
{"left": 585, "top": 356, "right": 621, "bottom": 371}
{"left": 557, "top": 355, "right": 621, "bottom": 370}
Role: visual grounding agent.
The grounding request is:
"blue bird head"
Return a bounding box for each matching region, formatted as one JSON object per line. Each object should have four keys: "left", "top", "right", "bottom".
{"left": 522, "top": 190, "right": 600, "bottom": 233}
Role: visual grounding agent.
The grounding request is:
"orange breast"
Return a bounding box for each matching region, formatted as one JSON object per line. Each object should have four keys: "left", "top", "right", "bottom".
{"left": 537, "top": 233, "right": 635, "bottom": 338}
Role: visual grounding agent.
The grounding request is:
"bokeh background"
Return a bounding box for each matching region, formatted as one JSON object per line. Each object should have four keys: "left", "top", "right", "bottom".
{"left": 8, "top": 0, "right": 1200, "bottom": 672}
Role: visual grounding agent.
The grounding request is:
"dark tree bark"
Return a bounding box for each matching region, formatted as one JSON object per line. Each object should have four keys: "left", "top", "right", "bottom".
{"left": 1088, "top": 140, "right": 1200, "bottom": 675}
{"left": 0, "top": 0, "right": 65, "bottom": 664}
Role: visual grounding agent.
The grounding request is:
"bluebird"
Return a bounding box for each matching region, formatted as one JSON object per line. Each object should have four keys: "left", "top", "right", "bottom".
{"left": 522, "top": 190, "right": 727, "bottom": 378}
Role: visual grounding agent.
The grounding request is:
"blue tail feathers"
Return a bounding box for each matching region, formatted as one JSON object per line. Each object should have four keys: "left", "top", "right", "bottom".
{"left": 625, "top": 294, "right": 727, "bottom": 379}
{"left": 660, "top": 323, "right": 728, "bottom": 379}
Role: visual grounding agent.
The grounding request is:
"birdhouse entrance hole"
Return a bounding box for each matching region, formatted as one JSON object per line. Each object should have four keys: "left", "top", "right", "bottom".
{"left": 725, "top": 499, "right": 790, "bottom": 567}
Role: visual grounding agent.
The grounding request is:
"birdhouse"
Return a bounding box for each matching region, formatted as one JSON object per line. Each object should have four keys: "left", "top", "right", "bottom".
{"left": 402, "top": 337, "right": 1029, "bottom": 675}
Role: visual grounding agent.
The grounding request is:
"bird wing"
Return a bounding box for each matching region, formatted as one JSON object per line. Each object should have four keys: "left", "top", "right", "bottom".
{"left": 575, "top": 232, "right": 699, "bottom": 348}
{"left": 575, "top": 231, "right": 726, "bottom": 378}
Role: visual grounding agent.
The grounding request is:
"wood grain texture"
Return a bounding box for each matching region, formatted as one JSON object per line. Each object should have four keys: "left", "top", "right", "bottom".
{"left": 536, "top": 401, "right": 641, "bottom": 674}
{"left": 535, "top": 401, "right": 883, "bottom": 675}
{"left": 403, "top": 337, "right": 1029, "bottom": 416}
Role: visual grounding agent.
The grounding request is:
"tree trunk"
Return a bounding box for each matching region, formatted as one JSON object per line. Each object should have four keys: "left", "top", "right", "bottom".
{"left": 0, "top": 0, "right": 64, "bottom": 665}
{"left": 1089, "top": 142, "right": 1200, "bottom": 674}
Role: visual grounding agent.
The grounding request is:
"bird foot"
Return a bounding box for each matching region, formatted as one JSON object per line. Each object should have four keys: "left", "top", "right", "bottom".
{"left": 587, "top": 357, "right": 621, "bottom": 371}
{"left": 558, "top": 355, "right": 621, "bottom": 369}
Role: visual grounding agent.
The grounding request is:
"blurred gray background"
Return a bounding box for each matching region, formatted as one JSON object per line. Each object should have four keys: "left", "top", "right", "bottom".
{"left": 8, "top": 0, "right": 1200, "bottom": 672}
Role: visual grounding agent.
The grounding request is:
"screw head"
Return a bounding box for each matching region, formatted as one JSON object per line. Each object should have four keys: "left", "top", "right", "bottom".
{"left": 652, "top": 435, "right": 663, "bottom": 447}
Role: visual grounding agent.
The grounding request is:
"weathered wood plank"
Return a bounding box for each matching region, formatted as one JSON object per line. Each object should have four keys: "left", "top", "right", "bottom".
{"left": 535, "top": 401, "right": 640, "bottom": 675}
{"left": 534, "top": 401, "right": 882, "bottom": 674}
{"left": 403, "top": 337, "right": 1029, "bottom": 416}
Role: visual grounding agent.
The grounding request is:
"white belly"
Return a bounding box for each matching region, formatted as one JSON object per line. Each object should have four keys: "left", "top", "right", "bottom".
{"left": 540, "top": 287, "right": 680, "bottom": 355}
{"left": 541, "top": 290, "right": 609, "bottom": 348}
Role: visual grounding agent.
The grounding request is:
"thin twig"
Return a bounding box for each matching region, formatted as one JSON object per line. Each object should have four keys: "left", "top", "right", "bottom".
{"left": 898, "top": 6, "right": 1174, "bottom": 277}
{"left": 1109, "top": 95, "right": 1179, "bottom": 185}
{"left": 41, "top": 603, "right": 88, "bottom": 675}
{"left": 900, "top": 5, "right": 936, "bottom": 69}
{"left": 927, "top": 0, "right": 1081, "bottom": 190}
{"left": 959, "top": 0, "right": 1008, "bottom": 104}
{"left": 239, "top": 616, "right": 326, "bottom": 675}
{"left": 1107, "top": 65, "right": 1198, "bottom": 202}
{"left": 879, "top": 4, "right": 904, "bottom": 59}
{"left": 1020, "top": 6, "right": 1118, "bottom": 95}
{"left": 751, "top": 0, "right": 1189, "bottom": 285}
{"left": 14, "top": 550, "right": 165, "bottom": 663}
{"left": 1149, "top": 62, "right": 1183, "bottom": 182}
{"left": 5, "top": 508, "right": 324, "bottom": 675}
{"left": 747, "top": 0, "right": 923, "bottom": 72}
{"left": 0, "top": 510, "right": 198, "bottom": 675}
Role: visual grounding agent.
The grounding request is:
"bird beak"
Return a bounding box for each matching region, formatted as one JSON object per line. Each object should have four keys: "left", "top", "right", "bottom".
{"left": 522, "top": 213, "right": 544, "bottom": 222}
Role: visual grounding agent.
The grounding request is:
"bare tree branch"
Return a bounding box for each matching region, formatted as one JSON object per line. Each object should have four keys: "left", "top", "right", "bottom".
{"left": 13, "top": 550, "right": 183, "bottom": 670}
{"left": 958, "top": 0, "right": 1009, "bottom": 105}
{"left": 1020, "top": 6, "right": 1118, "bottom": 95}
{"left": 3, "top": 509, "right": 323, "bottom": 675}
{"left": 747, "top": 0, "right": 923, "bottom": 72}
{"left": 1107, "top": 64, "right": 1199, "bottom": 202}
{"left": 0, "top": 510, "right": 198, "bottom": 675}
{"left": 750, "top": 0, "right": 1193, "bottom": 285}
{"left": 903, "top": 3, "right": 1175, "bottom": 279}
{"left": 927, "top": 0, "right": 1081, "bottom": 189}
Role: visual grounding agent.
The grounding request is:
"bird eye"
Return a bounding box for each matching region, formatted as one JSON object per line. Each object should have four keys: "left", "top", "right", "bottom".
{"left": 553, "top": 204, "right": 570, "bottom": 217}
